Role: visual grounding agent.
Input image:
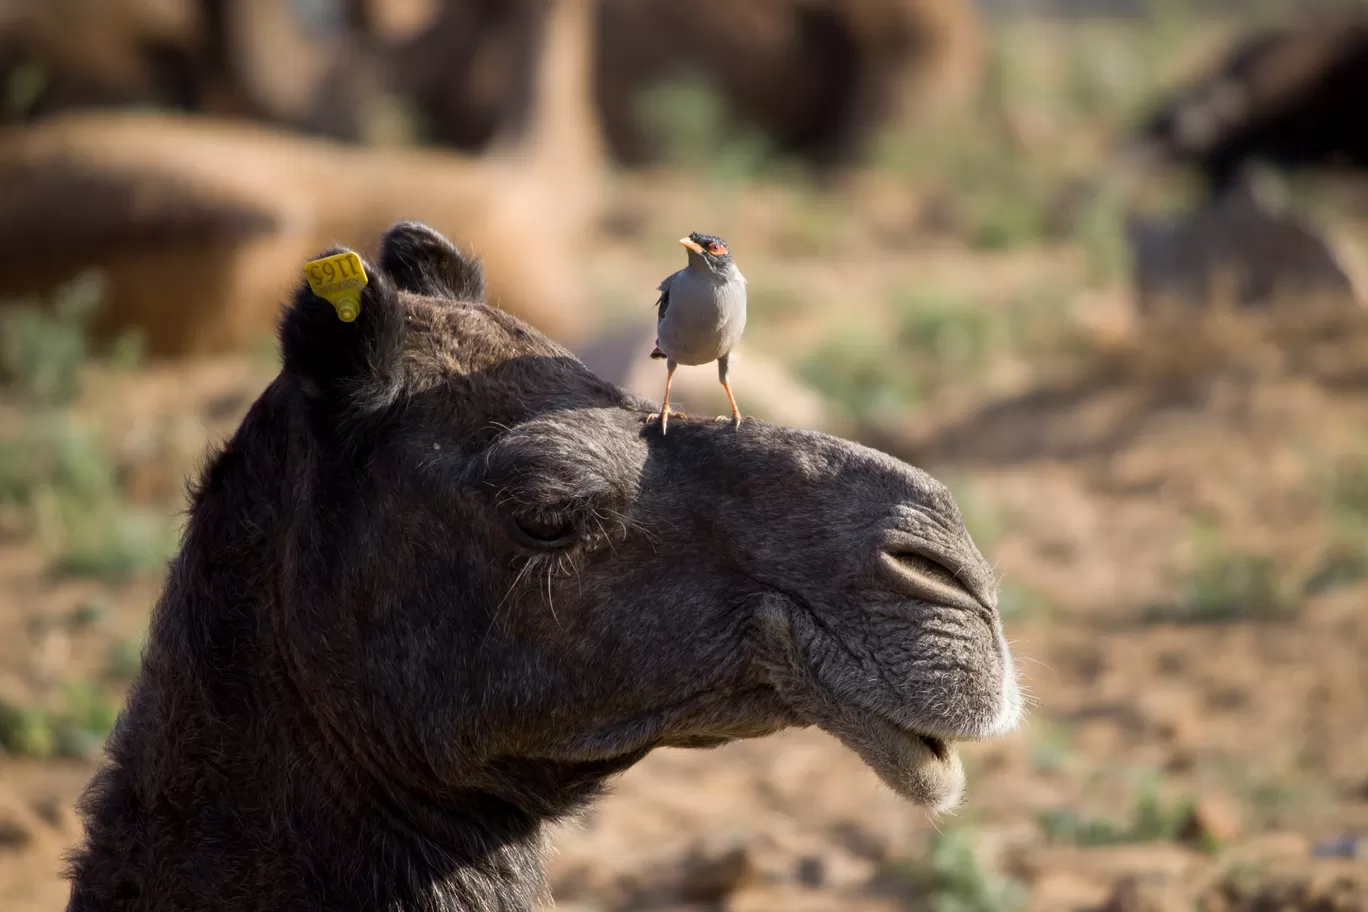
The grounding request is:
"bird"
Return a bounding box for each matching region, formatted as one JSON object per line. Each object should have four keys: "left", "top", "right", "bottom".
{"left": 649, "top": 232, "right": 748, "bottom": 434}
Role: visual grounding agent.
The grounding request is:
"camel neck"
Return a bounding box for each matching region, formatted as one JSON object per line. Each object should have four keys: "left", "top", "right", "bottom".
{"left": 62, "top": 389, "right": 570, "bottom": 912}
{"left": 64, "top": 676, "right": 559, "bottom": 912}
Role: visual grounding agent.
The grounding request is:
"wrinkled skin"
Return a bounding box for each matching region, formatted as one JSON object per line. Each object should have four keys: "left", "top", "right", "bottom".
{"left": 63, "top": 221, "right": 1020, "bottom": 912}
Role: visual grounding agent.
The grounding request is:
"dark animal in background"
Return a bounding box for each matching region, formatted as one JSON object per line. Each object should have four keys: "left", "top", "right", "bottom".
{"left": 1133, "top": 18, "right": 1368, "bottom": 196}
{"left": 588, "top": 0, "right": 983, "bottom": 168}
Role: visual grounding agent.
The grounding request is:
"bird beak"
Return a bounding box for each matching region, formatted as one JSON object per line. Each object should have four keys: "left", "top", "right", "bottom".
{"left": 679, "top": 237, "right": 705, "bottom": 254}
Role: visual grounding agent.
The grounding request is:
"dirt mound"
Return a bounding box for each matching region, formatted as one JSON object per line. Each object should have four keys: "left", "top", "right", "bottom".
{"left": 1126, "top": 184, "right": 1367, "bottom": 313}
{"left": 1201, "top": 859, "right": 1368, "bottom": 911}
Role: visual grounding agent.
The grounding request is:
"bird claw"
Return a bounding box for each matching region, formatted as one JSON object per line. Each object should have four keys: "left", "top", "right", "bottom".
{"left": 646, "top": 408, "right": 686, "bottom": 435}
{"left": 715, "top": 414, "right": 743, "bottom": 429}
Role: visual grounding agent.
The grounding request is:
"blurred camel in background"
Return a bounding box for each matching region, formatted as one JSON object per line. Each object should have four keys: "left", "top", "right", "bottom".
{"left": 0, "top": 0, "right": 984, "bottom": 168}
{"left": 0, "top": 0, "right": 605, "bottom": 355}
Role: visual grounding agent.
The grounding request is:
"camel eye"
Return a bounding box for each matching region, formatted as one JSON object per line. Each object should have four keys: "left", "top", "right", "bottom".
{"left": 511, "top": 513, "right": 577, "bottom": 549}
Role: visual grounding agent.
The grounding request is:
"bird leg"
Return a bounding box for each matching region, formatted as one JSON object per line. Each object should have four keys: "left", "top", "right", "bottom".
{"left": 658, "top": 359, "right": 678, "bottom": 434}
{"left": 718, "top": 356, "right": 741, "bottom": 428}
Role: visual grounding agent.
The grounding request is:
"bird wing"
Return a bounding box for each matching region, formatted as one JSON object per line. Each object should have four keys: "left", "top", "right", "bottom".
{"left": 654, "top": 272, "right": 674, "bottom": 321}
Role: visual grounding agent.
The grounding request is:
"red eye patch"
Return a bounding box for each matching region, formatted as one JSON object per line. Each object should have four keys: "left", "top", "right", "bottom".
{"left": 708, "top": 242, "right": 727, "bottom": 256}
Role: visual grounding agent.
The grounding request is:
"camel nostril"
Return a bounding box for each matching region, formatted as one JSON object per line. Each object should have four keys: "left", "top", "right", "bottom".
{"left": 880, "top": 548, "right": 993, "bottom": 615}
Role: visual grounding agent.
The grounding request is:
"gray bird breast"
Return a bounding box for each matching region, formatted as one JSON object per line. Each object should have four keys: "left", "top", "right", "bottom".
{"left": 657, "top": 266, "right": 748, "bottom": 366}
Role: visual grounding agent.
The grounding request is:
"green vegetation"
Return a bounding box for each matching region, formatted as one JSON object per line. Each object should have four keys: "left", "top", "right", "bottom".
{"left": 1037, "top": 774, "right": 1214, "bottom": 851}
{"left": 0, "top": 273, "right": 176, "bottom": 581}
{"left": 872, "top": 10, "right": 1188, "bottom": 254}
{"left": 1172, "top": 550, "right": 1297, "bottom": 623}
{"left": 0, "top": 413, "right": 177, "bottom": 582}
{"left": 1143, "top": 521, "right": 1298, "bottom": 623}
{"left": 3, "top": 60, "right": 47, "bottom": 120}
{"left": 796, "top": 326, "right": 923, "bottom": 424}
{"left": 796, "top": 279, "right": 1077, "bottom": 424}
{"left": 0, "top": 271, "right": 106, "bottom": 406}
{"left": 0, "top": 679, "right": 122, "bottom": 761}
{"left": 889, "top": 827, "right": 1027, "bottom": 912}
{"left": 1305, "top": 452, "right": 1368, "bottom": 595}
{"left": 1026, "top": 718, "right": 1073, "bottom": 775}
{"left": 635, "top": 77, "right": 773, "bottom": 184}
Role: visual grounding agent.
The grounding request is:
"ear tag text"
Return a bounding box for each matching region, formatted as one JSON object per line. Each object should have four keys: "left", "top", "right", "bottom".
{"left": 305, "top": 251, "right": 368, "bottom": 322}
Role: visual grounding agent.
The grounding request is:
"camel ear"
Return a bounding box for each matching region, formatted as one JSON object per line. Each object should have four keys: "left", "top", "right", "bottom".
{"left": 279, "top": 245, "right": 403, "bottom": 404}
{"left": 378, "top": 220, "right": 485, "bottom": 302}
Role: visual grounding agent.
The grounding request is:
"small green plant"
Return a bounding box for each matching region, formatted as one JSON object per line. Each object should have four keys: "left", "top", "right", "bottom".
{"left": 0, "top": 275, "right": 176, "bottom": 580}
{"left": 0, "top": 416, "right": 176, "bottom": 580}
{"left": 795, "top": 328, "right": 919, "bottom": 424}
{"left": 1037, "top": 775, "right": 1202, "bottom": 849}
{"left": 54, "top": 508, "right": 177, "bottom": 581}
{"left": 896, "top": 291, "right": 997, "bottom": 375}
{"left": 1144, "top": 525, "right": 1298, "bottom": 623}
{"left": 0, "top": 701, "right": 56, "bottom": 758}
{"left": 1026, "top": 719, "right": 1072, "bottom": 774}
{"left": 1182, "top": 552, "right": 1296, "bottom": 623}
{"left": 0, "top": 680, "right": 122, "bottom": 760}
{"left": 3, "top": 60, "right": 47, "bottom": 119}
{"left": 634, "top": 76, "right": 772, "bottom": 182}
{"left": 66, "top": 597, "right": 111, "bottom": 631}
{"left": 890, "top": 827, "right": 1027, "bottom": 912}
{"left": 1069, "top": 176, "right": 1132, "bottom": 285}
{"left": 1304, "top": 453, "right": 1368, "bottom": 595}
{"left": 0, "top": 271, "right": 105, "bottom": 406}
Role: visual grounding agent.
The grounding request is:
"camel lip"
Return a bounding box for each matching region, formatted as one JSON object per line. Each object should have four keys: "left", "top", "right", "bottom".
{"left": 831, "top": 708, "right": 967, "bottom": 812}
{"left": 873, "top": 711, "right": 957, "bottom": 765}
{"left": 914, "top": 731, "right": 952, "bottom": 763}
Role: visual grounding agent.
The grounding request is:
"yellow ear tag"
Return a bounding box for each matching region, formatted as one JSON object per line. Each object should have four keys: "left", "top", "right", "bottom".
{"left": 305, "top": 251, "right": 368, "bottom": 322}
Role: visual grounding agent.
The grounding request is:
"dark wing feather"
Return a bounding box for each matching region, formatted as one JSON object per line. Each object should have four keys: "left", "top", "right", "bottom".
{"left": 654, "top": 273, "right": 673, "bottom": 320}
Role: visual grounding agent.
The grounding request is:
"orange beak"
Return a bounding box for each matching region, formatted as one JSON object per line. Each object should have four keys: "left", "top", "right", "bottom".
{"left": 679, "top": 237, "right": 705, "bottom": 254}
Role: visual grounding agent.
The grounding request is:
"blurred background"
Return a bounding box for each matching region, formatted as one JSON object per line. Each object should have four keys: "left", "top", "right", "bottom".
{"left": 2, "top": 0, "right": 1368, "bottom": 909}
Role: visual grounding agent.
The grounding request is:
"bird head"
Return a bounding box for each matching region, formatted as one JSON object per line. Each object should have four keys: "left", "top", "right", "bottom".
{"left": 680, "top": 232, "right": 735, "bottom": 275}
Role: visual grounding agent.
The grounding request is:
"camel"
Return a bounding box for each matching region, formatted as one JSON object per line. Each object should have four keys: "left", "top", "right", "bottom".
{"left": 0, "top": 0, "right": 606, "bottom": 356}
{"left": 2, "top": 0, "right": 982, "bottom": 169}
{"left": 62, "top": 220, "right": 1021, "bottom": 912}
{"left": 383, "top": 0, "right": 984, "bottom": 167}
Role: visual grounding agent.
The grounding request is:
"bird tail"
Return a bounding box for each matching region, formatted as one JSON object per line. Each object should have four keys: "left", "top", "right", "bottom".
{"left": 649, "top": 347, "right": 667, "bottom": 360}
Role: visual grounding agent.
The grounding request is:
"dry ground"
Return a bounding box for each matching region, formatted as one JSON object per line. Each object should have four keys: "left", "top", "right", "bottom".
{"left": 4, "top": 12, "right": 1368, "bottom": 912}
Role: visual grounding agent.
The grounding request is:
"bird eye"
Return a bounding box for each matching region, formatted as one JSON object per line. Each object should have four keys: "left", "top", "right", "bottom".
{"left": 708, "top": 242, "right": 727, "bottom": 256}
{"left": 511, "top": 513, "right": 577, "bottom": 549}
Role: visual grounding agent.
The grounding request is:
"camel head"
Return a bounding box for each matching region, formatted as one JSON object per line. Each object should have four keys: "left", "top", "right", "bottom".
{"left": 275, "top": 221, "right": 1021, "bottom": 813}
